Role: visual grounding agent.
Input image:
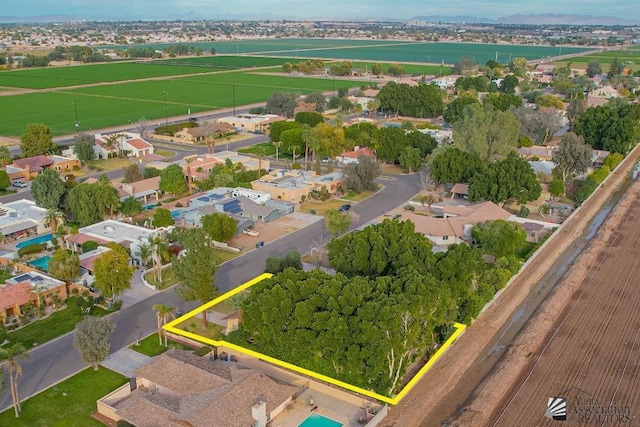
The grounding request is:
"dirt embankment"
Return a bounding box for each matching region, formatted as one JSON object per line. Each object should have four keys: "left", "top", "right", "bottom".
{"left": 381, "top": 142, "right": 640, "bottom": 427}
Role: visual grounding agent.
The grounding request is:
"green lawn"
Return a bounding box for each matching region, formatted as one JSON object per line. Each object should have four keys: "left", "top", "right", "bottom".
{"left": 129, "top": 333, "right": 192, "bottom": 357}
{"left": 153, "top": 149, "right": 175, "bottom": 157}
{"left": 238, "top": 142, "right": 278, "bottom": 157}
{"left": 144, "top": 266, "right": 180, "bottom": 290}
{"left": 300, "top": 199, "right": 347, "bottom": 215}
{"left": 341, "top": 188, "right": 379, "bottom": 202}
{"left": 213, "top": 248, "right": 242, "bottom": 263}
{"left": 4, "top": 297, "right": 109, "bottom": 348}
{"left": 0, "top": 367, "right": 127, "bottom": 427}
{"left": 176, "top": 318, "right": 224, "bottom": 340}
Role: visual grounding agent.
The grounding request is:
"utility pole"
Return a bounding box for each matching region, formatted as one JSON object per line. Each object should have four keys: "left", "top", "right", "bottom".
{"left": 232, "top": 83, "right": 236, "bottom": 116}
{"left": 73, "top": 99, "right": 80, "bottom": 137}
{"left": 163, "top": 91, "right": 168, "bottom": 125}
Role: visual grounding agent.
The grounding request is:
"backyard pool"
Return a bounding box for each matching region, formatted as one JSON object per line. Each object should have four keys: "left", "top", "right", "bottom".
{"left": 298, "top": 414, "right": 343, "bottom": 427}
{"left": 16, "top": 233, "right": 53, "bottom": 249}
{"left": 29, "top": 255, "right": 51, "bottom": 271}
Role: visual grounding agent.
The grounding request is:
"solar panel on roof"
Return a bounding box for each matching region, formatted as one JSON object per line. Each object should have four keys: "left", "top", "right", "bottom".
{"left": 13, "top": 274, "right": 31, "bottom": 282}
{"left": 228, "top": 207, "right": 243, "bottom": 215}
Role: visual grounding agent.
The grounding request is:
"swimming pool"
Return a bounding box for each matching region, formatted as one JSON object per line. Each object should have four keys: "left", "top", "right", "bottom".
{"left": 298, "top": 414, "right": 343, "bottom": 427}
{"left": 29, "top": 255, "right": 51, "bottom": 271}
{"left": 16, "top": 233, "right": 53, "bottom": 249}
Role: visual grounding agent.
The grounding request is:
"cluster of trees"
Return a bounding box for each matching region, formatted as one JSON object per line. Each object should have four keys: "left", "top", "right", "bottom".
{"left": 329, "top": 61, "right": 353, "bottom": 76}
{"left": 369, "top": 63, "right": 405, "bottom": 77}
{"left": 282, "top": 59, "right": 325, "bottom": 75}
{"left": 443, "top": 92, "right": 521, "bottom": 126}
{"left": 377, "top": 82, "right": 444, "bottom": 118}
{"left": 574, "top": 101, "right": 640, "bottom": 154}
{"left": 431, "top": 148, "right": 541, "bottom": 204}
{"left": 162, "top": 44, "right": 204, "bottom": 57}
{"left": 48, "top": 45, "right": 110, "bottom": 63}
{"left": 123, "top": 46, "right": 163, "bottom": 59}
{"left": 233, "top": 219, "right": 521, "bottom": 395}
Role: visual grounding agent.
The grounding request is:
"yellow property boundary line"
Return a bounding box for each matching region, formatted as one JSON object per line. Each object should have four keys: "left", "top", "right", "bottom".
{"left": 164, "top": 273, "right": 467, "bottom": 405}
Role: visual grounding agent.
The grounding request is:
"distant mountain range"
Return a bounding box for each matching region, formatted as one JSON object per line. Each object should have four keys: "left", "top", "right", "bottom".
{"left": 0, "top": 13, "right": 639, "bottom": 26}
{"left": 410, "top": 14, "right": 640, "bottom": 26}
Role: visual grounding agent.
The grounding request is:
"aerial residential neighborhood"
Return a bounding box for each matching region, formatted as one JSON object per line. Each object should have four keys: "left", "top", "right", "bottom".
{"left": 1, "top": 2, "right": 640, "bottom": 426}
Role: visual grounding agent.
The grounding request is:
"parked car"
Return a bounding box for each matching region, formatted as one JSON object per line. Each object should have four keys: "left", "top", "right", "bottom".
{"left": 339, "top": 204, "right": 351, "bottom": 212}
{"left": 242, "top": 226, "right": 260, "bottom": 237}
{"left": 12, "top": 180, "right": 27, "bottom": 188}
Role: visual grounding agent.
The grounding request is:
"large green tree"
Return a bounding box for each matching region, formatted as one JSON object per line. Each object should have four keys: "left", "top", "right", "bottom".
{"left": 0, "top": 170, "right": 10, "bottom": 190}
{"left": 152, "top": 208, "right": 175, "bottom": 228}
{"left": 324, "top": 209, "right": 352, "bottom": 236}
{"left": 343, "top": 155, "right": 380, "bottom": 193}
{"left": 173, "top": 228, "right": 220, "bottom": 327}
{"left": 67, "top": 183, "right": 120, "bottom": 226}
{"left": 120, "top": 196, "right": 143, "bottom": 216}
{"left": 72, "top": 135, "right": 96, "bottom": 164}
{"left": 269, "top": 120, "right": 301, "bottom": 142}
{"left": 159, "top": 164, "right": 186, "bottom": 196}
{"left": 48, "top": 248, "right": 80, "bottom": 282}
{"left": 0, "top": 146, "right": 12, "bottom": 167}
{"left": 201, "top": 212, "right": 237, "bottom": 242}
{"left": 328, "top": 219, "right": 435, "bottom": 277}
{"left": 468, "top": 153, "right": 541, "bottom": 204}
{"left": 443, "top": 93, "right": 480, "bottom": 125}
{"left": 31, "top": 169, "right": 66, "bottom": 209}
{"left": 266, "top": 92, "right": 297, "bottom": 118}
{"left": 20, "top": 123, "right": 55, "bottom": 157}
{"left": 472, "top": 220, "right": 527, "bottom": 258}
{"left": 454, "top": 103, "right": 520, "bottom": 161}
{"left": 295, "top": 111, "right": 324, "bottom": 127}
{"left": 552, "top": 132, "right": 594, "bottom": 184}
{"left": 574, "top": 102, "right": 640, "bottom": 154}
{"left": 92, "top": 242, "right": 134, "bottom": 299}
{"left": 377, "top": 82, "right": 444, "bottom": 118}
{"left": 73, "top": 316, "right": 115, "bottom": 370}
{"left": 429, "top": 147, "right": 484, "bottom": 184}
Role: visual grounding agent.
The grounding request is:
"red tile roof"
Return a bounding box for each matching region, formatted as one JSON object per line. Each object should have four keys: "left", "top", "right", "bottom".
{"left": 127, "top": 138, "right": 152, "bottom": 150}
{"left": 13, "top": 156, "right": 54, "bottom": 172}
{"left": 0, "top": 282, "right": 33, "bottom": 310}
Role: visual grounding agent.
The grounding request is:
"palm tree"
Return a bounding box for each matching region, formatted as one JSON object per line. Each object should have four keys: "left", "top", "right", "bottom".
{"left": 137, "top": 243, "right": 151, "bottom": 268}
{"left": 31, "top": 284, "right": 46, "bottom": 308}
{"left": 152, "top": 304, "right": 177, "bottom": 346}
{"left": 0, "top": 343, "right": 31, "bottom": 418}
{"left": 44, "top": 208, "right": 65, "bottom": 236}
{"left": 205, "top": 133, "right": 216, "bottom": 154}
{"left": 103, "top": 135, "right": 118, "bottom": 166}
{"left": 272, "top": 141, "right": 282, "bottom": 163}
{"left": 185, "top": 157, "right": 194, "bottom": 194}
{"left": 301, "top": 124, "right": 314, "bottom": 170}
{"left": 150, "top": 236, "right": 169, "bottom": 283}
{"left": 254, "top": 147, "right": 266, "bottom": 178}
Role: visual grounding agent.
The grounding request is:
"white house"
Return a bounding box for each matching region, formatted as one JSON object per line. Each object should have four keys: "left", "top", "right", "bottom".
{"left": 94, "top": 132, "right": 154, "bottom": 159}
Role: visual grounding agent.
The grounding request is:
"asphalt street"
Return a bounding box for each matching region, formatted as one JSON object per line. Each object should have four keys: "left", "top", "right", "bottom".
{"left": 0, "top": 171, "right": 422, "bottom": 411}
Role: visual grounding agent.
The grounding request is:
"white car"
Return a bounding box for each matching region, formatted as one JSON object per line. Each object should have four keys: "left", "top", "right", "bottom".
{"left": 12, "top": 180, "right": 28, "bottom": 188}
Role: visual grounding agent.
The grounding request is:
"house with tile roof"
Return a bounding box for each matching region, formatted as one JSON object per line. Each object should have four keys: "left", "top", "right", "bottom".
{"left": 217, "top": 114, "right": 286, "bottom": 134}
{"left": 4, "top": 155, "right": 81, "bottom": 182}
{"left": 174, "top": 122, "right": 235, "bottom": 144}
{"left": 97, "top": 348, "right": 299, "bottom": 427}
{"left": 335, "top": 146, "right": 376, "bottom": 165}
{"left": 115, "top": 176, "right": 161, "bottom": 203}
{"left": 94, "top": 132, "right": 154, "bottom": 159}
{"left": 399, "top": 201, "right": 514, "bottom": 247}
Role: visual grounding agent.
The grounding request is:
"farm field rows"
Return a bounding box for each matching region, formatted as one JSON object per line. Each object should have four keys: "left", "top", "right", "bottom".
{"left": 256, "top": 42, "right": 593, "bottom": 64}
{"left": 562, "top": 49, "right": 640, "bottom": 70}
{"left": 0, "top": 55, "right": 297, "bottom": 89}
{"left": 491, "top": 184, "right": 640, "bottom": 426}
{"left": 0, "top": 71, "right": 361, "bottom": 136}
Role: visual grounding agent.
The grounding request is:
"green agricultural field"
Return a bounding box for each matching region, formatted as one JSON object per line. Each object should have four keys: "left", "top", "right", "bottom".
{"left": 0, "top": 55, "right": 298, "bottom": 90}
{"left": 258, "top": 42, "right": 594, "bottom": 65}
{"left": 0, "top": 72, "right": 361, "bottom": 136}
{"left": 562, "top": 48, "right": 640, "bottom": 66}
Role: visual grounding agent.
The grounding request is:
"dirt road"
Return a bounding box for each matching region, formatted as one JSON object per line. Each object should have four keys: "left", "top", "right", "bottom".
{"left": 381, "top": 141, "right": 640, "bottom": 427}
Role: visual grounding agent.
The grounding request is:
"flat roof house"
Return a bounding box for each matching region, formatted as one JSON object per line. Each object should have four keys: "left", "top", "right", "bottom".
{"left": 251, "top": 170, "right": 343, "bottom": 204}
{"left": 218, "top": 114, "right": 286, "bottom": 134}
{"left": 0, "top": 200, "right": 50, "bottom": 241}
{"left": 0, "top": 270, "right": 67, "bottom": 323}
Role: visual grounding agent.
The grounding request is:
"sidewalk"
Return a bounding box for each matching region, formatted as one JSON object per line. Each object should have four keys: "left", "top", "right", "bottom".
{"left": 101, "top": 347, "right": 152, "bottom": 378}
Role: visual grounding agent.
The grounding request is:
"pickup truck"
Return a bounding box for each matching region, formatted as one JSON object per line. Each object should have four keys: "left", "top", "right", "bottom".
{"left": 242, "top": 228, "right": 259, "bottom": 237}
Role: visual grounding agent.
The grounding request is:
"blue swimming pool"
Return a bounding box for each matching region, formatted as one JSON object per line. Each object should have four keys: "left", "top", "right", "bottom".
{"left": 171, "top": 209, "right": 185, "bottom": 219}
{"left": 298, "top": 414, "right": 343, "bottom": 427}
{"left": 29, "top": 255, "right": 51, "bottom": 271}
{"left": 16, "top": 233, "right": 53, "bottom": 249}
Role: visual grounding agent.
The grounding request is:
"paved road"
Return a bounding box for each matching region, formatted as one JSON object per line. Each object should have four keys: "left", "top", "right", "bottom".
{"left": 0, "top": 172, "right": 422, "bottom": 411}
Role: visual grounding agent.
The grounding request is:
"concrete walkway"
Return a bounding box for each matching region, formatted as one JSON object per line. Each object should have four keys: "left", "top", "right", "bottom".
{"left": 121, "top": 268, "right": 157, "bottom": 309}
{"left": 101, "top": 347, "right": 152, "bottom": 378}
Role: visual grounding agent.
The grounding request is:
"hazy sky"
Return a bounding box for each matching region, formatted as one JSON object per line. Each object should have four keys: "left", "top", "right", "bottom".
{"left": 2, "top": 0, "right": 637, "bottom": 20}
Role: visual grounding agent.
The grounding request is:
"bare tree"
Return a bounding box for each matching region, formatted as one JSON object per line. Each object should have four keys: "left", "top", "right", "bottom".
{"left": 419, "top": 170, "right": 437, "bottom": 192}
{"left": 136, "top": 117, "right": 148, "bottom": 137}
{"left": 309, "top": 235, "right": 330, "bottom": 269}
